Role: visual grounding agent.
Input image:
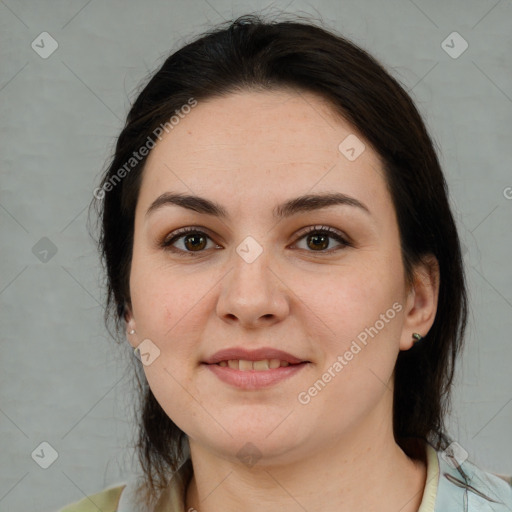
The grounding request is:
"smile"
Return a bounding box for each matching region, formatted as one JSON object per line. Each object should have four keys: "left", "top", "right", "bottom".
{"left": 203, "top": 361, "right": 308, "bottom": 390}
{"left": 216, "top": 359, "right": 291, "bottom": 370}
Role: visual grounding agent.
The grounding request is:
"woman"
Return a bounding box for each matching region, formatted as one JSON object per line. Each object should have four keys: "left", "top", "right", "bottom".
{"left": 61, "top": 14, "right": 511, "bottom": 512}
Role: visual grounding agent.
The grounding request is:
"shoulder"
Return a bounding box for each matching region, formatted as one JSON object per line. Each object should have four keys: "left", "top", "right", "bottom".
{"left": 434, "top": 444, "right": 512, "bottom": 511}
{"left": 59, "top": 484, "right": 126, "bottom": 512}
{"left": 495, "top": 473, "right": 512, "bottom": 487}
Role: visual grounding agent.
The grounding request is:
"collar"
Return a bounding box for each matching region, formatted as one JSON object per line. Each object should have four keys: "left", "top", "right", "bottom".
{"left": 434, "top": 442, "right": 512, "bottom": 511}
{"left": 118, "top": 442, "right": 511, "bottom": 512}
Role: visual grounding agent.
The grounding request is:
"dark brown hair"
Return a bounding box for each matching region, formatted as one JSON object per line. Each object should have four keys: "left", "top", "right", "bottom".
{"left": 92, "top": 13, "right": 467, "bottom": 501}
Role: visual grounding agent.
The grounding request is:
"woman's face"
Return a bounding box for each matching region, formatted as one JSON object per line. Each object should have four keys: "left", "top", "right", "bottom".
{"left": 127, "top": 89, "right": 428, "bottom": 464}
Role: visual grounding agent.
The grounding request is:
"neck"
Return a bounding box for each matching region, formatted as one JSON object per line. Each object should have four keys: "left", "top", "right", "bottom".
{"left": 185, "top": 403, "right": 427, "bottom": 512}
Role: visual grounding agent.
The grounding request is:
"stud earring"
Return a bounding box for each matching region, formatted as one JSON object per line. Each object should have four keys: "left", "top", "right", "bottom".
{"left": 412, "top": 333, "right": 423, "bottom": 344}
{"left": 128, "top": 329, "right": 136, "bottom": 335}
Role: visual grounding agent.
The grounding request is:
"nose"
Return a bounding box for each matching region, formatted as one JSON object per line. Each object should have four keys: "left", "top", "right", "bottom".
{"left": 216, "top": 246, "right": 290, "bottom": 328}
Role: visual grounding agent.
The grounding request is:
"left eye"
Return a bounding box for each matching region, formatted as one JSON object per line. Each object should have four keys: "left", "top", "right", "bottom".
{"left": 160, "top": 225, "right": 350, "bottom": 256}
{"left": 293, "top": 226, "right": 350, "bottom": 253}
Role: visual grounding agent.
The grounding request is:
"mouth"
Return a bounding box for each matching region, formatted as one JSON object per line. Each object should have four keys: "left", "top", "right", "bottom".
{"left": 202, "top": 346, "right": 308, "bottom": 366}
{"left": 203, "top": 360, "right": 309, "bottom": 390}
{"left": 201, "top": 347, "right": 310, "bottom": 390}
{"left": 209, "top": 359, "right": 300, "bottom": 371}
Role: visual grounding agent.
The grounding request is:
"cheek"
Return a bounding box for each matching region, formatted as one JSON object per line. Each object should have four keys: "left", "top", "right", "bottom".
{"left": 131, "top": 268, "right": 209, "bottom": 431}
{"left": 295, "top": 267, "right": 403, "bottom": 429}
{"left": 141, "top": 363, "right": 208, "bottom": 442}
{"left": 130, "top": 248, "right": 200, "bottom": 333}
{"left": 298, "top": 259, "right": 403, "bottom": 339}
{"left": 299, "top": 260, "right": 404, "bottom": 407}
{"left": 129, "top": 257, "right": 218, "bottom": 393}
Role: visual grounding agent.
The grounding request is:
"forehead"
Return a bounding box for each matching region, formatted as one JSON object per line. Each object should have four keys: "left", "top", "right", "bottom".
{"left": 138, "top": 89, "right": 390, "bottom": 218}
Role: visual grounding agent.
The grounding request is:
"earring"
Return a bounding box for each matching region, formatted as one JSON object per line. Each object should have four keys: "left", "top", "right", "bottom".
{"left": 412, "top": 333, "right": 423, "bottom": 344}
{"left": 128, "top": 329, "right": 136, "bottom": 335}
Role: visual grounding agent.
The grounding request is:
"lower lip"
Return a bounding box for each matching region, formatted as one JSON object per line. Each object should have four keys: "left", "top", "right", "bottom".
{"left": 203, "top": 362, "right": 308, "bottom": 390}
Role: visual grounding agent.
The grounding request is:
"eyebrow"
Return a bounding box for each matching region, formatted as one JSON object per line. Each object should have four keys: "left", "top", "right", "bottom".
{"left": 145, "top": 191, "right": 371, "bottom": 219}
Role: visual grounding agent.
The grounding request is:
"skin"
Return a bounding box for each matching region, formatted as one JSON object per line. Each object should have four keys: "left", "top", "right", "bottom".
{"left": 125, "top": 89, "right": 440, "bottom": 512}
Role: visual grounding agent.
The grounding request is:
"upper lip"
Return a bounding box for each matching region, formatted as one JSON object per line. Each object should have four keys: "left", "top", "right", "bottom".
{"left": 203, "top": 347, "right": 307, "bottom": 365}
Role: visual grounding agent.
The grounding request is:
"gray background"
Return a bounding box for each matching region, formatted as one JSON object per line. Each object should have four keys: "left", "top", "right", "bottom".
{"left": 1, "top": 0, "right": 511, "bottom": 511}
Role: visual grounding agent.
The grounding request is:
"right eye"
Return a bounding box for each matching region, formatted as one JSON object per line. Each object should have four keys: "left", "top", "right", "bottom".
{"left": 160, "top": 227, "right": 222, "bottom": 256}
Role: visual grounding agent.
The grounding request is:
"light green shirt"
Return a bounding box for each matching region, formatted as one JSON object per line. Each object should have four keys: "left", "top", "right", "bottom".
{"left": 60, "top": 442, "right": 512, "bottom": 512}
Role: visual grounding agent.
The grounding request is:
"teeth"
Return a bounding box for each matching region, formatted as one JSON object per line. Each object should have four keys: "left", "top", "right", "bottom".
{"left": 269, "top": 359, "right": 281, "bottom": 369}
{"left": 253, "top": 360, "right": 269, "bottom": 370}
{"left": 218, "top": 359, "right": 293, "bottom": 371}
{"left": 239, "top": 359, "right": 253, "bottom": 371}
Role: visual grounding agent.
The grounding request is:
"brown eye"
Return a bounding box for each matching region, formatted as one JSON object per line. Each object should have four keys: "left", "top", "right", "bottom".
{"left": 306, "top": 233, "right": 330, "bottom": 251}
{"left": 294, "top": 226, "right": 351, "bottom": 253}
{"left": 182, "top": 233, "right": 207, "bottom": 251}
{"left": 161, "top": 227, "right": 219, "bottom": 256}
{"left": 161, "top": 225, "right": 350, "bottom": 257}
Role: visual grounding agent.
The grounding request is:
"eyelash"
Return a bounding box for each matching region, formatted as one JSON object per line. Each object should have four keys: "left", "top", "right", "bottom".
{"left": 159, "top": 225, "right": 352, "bottom": 257}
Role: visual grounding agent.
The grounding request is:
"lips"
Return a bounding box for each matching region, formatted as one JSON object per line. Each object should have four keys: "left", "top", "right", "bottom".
{"left": 202, "top": 347, "right": 307, "bottom": 365}
{"left": 202, "top": 347, "right": 309, "bottom": 390}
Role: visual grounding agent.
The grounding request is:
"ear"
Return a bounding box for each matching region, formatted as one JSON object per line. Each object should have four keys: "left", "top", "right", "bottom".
{"left": 400, "top": 254, "right": 440, "bottom": 351}
{"left": 123, "top": 302, "right": 137, "bottom": 348}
